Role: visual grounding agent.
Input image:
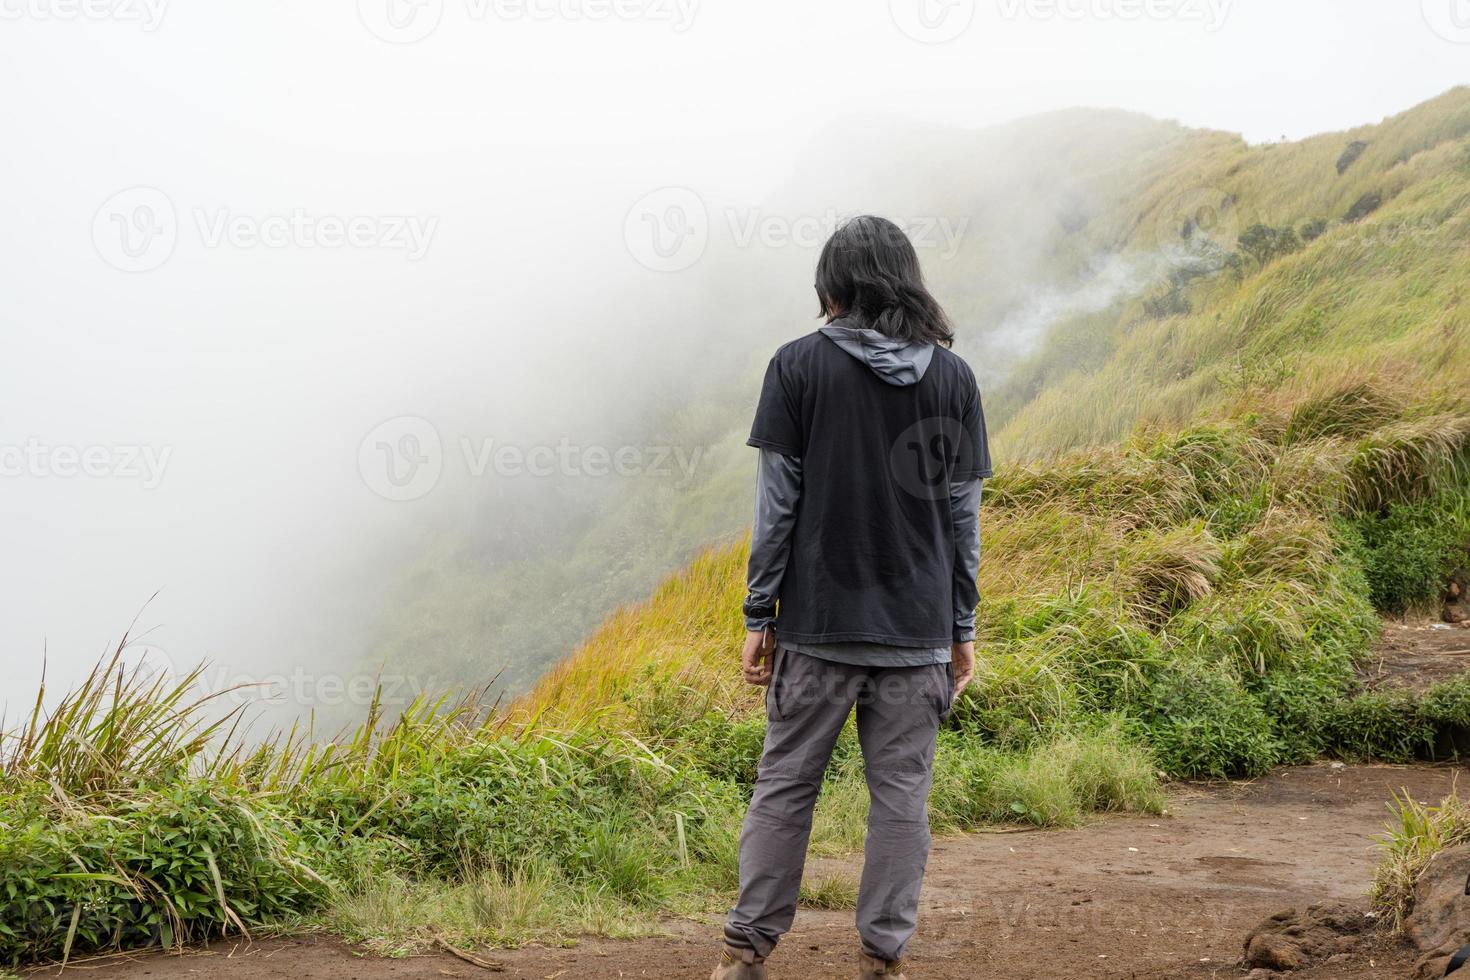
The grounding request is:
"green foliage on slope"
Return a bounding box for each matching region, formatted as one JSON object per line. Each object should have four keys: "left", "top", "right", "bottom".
{"left": 6, "top": 92, "right": 1470, "bottom": 967}
{"left": 369, "top": 89, "right": 1470, "bottom": 696}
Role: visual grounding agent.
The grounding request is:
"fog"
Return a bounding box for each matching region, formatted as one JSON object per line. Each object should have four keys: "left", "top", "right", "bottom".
{"left": 2, "top": 0, "right": 1467, "bottom": 723}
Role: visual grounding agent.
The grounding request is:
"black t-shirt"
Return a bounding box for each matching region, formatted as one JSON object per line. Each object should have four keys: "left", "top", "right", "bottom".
{"left": 748, "top": 330, "right": 991, "bottom": 647}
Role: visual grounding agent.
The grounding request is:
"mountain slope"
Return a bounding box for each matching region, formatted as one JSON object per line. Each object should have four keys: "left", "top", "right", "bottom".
{"left": 8, "top": 91, "right": 1470, "bottom": 969}
{"left": 516, "top": 90, "right": 1470, "bottom": 755}
{"left": 373, "top": 91, "right": 1470, "bottom": 698}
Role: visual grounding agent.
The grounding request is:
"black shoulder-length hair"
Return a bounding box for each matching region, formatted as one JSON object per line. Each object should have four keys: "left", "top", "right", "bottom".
{"left": 814, "top": 215, "right": 954, "bottom": 348}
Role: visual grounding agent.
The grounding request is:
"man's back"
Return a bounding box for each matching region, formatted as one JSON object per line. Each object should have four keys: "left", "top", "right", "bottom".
{"left": 748, "top": 327, "right": 990, "bottom": 648}
{"left": 719, "top": 215, "right": 987, "bottom": 980}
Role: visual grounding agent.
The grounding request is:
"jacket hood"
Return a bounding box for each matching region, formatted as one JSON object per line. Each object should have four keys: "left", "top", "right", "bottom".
{"left": 819, "top": 322, "right": 935, "bottom": 387}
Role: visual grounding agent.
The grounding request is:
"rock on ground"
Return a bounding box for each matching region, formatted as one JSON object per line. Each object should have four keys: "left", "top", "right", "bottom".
{"left": 1242, "top": 902, "right": 1372, "bottom": 971}
{"left": 1406, "top": 843, "right": 1470, "bottom": 980}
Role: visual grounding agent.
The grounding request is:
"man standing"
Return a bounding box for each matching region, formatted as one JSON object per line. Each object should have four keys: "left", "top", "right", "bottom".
{"left": 713, "top": 216, "right": 990, "bottom": 980}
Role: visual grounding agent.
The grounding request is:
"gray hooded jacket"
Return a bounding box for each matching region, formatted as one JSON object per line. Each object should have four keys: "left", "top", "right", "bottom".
{"left": 745, "top": 326, "right": 984, "bottom": 666}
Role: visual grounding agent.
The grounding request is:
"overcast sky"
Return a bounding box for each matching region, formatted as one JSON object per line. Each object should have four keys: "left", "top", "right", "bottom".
{"left": 2, "top": 0, "right": 1467, "bottom": 712}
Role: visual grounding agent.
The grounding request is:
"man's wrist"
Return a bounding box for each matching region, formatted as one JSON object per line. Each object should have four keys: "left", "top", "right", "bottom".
{"left": 743, "top": 593, "right": 776, "bottom": 633}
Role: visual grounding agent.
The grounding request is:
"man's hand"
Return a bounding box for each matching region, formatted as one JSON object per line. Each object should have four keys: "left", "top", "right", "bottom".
{"left": 742, "top": 629, "right": 775, "bottom": 686}
{"left": 951, "top": 640, "right": 976, "bottom": 697}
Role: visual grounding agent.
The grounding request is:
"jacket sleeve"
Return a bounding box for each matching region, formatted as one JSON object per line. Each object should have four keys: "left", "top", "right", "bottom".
{"left": 950, "top": 477, "right": 984, "bottom": 642}
{"left": 743, "top": 448, "right": 802, "bottom": 631}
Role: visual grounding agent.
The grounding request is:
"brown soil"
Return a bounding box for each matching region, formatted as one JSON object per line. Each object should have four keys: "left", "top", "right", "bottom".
{"left": 24, "top": 621, "right": 1470, "bottom": 980}
{"left": 24, "top": 764, "right": 1460, "bottom": 980}
{"left": 1359, "top": 619, "right": 1470, "bottom": 692}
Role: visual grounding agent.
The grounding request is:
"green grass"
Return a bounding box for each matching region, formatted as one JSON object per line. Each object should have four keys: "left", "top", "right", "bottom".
{"left": 1371, "top": 783, "right": 1470, "bottom": 933}
{"left": 325, "top": 860, "right": 661, "bottom": 953}
{"left": 368, "top": 89, "right": 1470, "bottom": 699}
{"left": 0, "top": 652, "right": 1164, "bottom": 966}
{"left": 6, "top": 92, "right": 1470, "bottom": 968}
{"left": 520, "top": 379, "right": 1469, "bottom": 772}
{"left": 797, "top": 874, "right": 859, "bottom": 911}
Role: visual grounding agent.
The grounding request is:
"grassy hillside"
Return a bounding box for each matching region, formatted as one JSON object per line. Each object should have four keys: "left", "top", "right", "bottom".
{"left": 519, "top": 89, "right": 1470, "bottom": 737}
{"left": 4, "top": 91, "right": 1470, "bottom": 967}
{"left": 994, "top": 88, "right": 1470, "bottom": 453}
{"left": 517, "top": 376, "right": 1470, "bottom": 773}
{"left": 369, "top": 90, "right": 1470, "bottom": 698}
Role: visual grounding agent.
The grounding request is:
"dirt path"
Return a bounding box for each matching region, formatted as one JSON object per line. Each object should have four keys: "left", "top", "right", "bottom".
{"left": 27, "top": 763, "right": 1461, "bottom": 980}
{"left": 1360, "top": 620, "right": 1470, "bottom": 691}
{"left": 26, "top": 620, "right": 1470, "bottom": 979}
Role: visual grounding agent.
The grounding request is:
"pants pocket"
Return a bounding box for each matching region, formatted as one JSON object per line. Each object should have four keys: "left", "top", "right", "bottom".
{"left": 939, "top": 661, "right": 956, "bottom": 722}
{"left": 765, "top": 647, "right": 788, "bottom": 723}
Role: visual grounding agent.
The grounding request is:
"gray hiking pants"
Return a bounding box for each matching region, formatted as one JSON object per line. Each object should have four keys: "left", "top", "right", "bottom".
{"left": 724, "top": 648, "right": 953, "bottom": 963}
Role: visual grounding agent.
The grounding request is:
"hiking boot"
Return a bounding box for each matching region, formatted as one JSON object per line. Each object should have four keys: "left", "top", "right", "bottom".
{"left": 711, "top": 943, "right": 768, "bottom": 980}
{"left": 858, "top": 951, "right": 908, "bottom": 979}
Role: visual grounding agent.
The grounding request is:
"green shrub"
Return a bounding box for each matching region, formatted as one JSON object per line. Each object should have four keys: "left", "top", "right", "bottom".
{"left": 680, "top": 713, "right": 767, "bottom": 786}
{"left": 1324, "top": 688, "right": 1433, "bottom": 762}
{"left": 1253, "top": 668, "right": 1344, "bottom": 764}
{"left": 1421, "top": 674, "right": 1470, "bottom": 728}
{"left": 1350, "top": 495, "right": 1466, "bottom": 613}
{"left": 1236, "top": 223, "right": 1302, "bottom": 267}
{"left": 1130, "top": 663, "right": 1278, "bottom": 778}
{"left": 929, "top": 726, "right": 1162, "bottom": 829}
{"left": 0, "top": 783, "right": 325, "bottom": 965}
{"left": 1299, "top": 218, "right": 1328, "bottom": 242}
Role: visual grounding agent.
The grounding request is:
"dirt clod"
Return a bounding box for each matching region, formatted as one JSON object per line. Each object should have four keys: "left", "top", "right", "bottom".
{"left": 1405, "top": 843, "right": 1470, "bottom": 979}
{"left": 1243, "top": 903, "right": 1370, "bottom": 972}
